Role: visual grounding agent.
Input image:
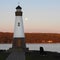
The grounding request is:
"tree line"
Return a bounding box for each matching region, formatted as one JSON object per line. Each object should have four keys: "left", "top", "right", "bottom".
{"left": 0, "top": 32, "right": 60, "bottom": 43}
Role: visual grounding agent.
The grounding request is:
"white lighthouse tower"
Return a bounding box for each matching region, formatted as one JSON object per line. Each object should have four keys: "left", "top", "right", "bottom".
{"left": 14, "top": 5, "right": 24, "bottom": 38}
{"left": 13, "top": 5, "right": 25, "bottom": 49}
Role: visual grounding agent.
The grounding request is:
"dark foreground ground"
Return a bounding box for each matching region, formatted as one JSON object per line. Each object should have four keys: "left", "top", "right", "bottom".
{"left": 0, "top": 50, "right": 60, "bottom": 60}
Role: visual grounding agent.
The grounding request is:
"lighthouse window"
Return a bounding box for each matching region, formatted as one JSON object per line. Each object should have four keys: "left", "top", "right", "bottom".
{"left": 18, "top": 22, "right": 20, "bottom": 26}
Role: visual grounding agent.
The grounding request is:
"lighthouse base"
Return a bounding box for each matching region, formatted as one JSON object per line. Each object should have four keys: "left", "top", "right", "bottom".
{"left": 6, "top": 50, "right": 25, "bottom": 60}
{"left": 13, "top": 38, "right": 25, "bottom": 49}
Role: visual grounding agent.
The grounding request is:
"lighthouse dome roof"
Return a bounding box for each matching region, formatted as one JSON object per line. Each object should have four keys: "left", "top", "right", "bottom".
{"left": 16, "top": 5, "right": 22, "bottom": 9}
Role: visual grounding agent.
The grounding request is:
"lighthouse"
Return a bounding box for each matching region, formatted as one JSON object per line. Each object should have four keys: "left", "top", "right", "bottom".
{"left": 6, "top": 5, "right": 26, "bottom": 60}
{"left": 13, "top": 5, "right": 25, "bottom": 50}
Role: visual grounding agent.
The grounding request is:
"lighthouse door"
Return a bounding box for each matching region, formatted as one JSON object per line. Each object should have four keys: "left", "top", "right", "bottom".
{"left": 17, "top": 39, "right": 22, "bottom": 47}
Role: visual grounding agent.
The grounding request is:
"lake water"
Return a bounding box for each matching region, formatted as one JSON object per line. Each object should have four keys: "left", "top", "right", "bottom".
{"left": 0, "top": 43, "right": 60, "bottom": 53}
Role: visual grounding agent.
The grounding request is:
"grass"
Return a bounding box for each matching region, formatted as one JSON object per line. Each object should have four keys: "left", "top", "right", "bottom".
{"left": 0, "top": 50, "right": 60, "bottom": 60}
{"left": 0, "top": 52, "right": 10, "bottom": 60}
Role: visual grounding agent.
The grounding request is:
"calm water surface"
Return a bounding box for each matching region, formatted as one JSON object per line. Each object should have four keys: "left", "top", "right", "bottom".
{"left": 0, "top": 43, "right": 60, "bottom": 53}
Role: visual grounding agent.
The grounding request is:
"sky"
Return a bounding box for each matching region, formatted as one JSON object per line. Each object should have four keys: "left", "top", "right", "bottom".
{"left": 0, "top": 0, "right": 60, "bottom": 33}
